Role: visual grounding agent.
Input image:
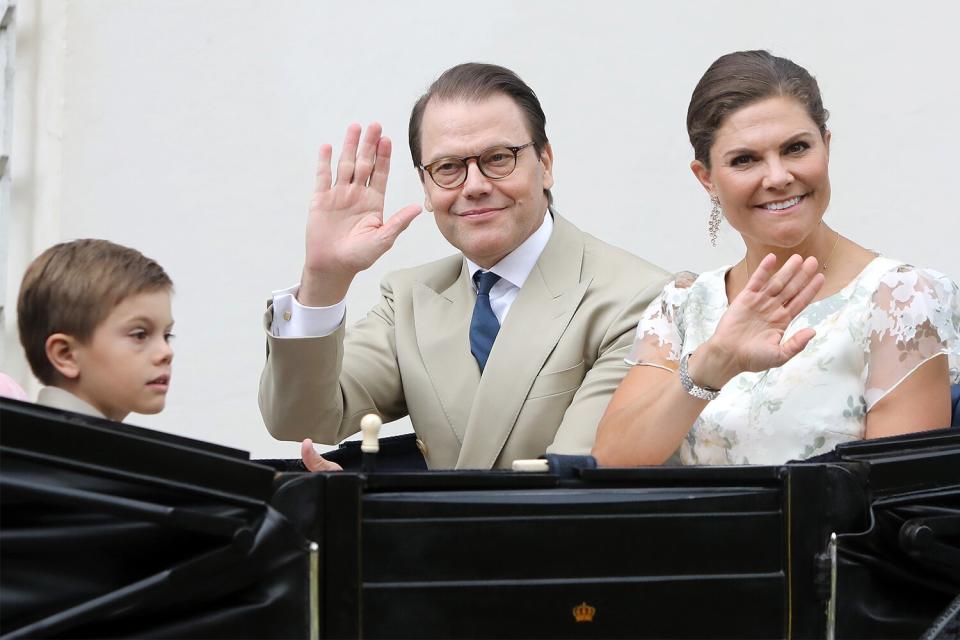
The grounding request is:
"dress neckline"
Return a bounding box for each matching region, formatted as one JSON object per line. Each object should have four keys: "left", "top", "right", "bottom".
{"left": 713, "top": 255, "right": 894, "bottom": 310}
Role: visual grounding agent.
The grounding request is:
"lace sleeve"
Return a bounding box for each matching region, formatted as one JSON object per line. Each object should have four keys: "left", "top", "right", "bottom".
{"left": 625, "top": 272, "right": 698, "bottom": 370}
{"left": 864, "top": 266, "right": 960, "bottom": 410}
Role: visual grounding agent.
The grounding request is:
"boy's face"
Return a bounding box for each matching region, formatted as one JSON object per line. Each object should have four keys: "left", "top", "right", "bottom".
{"left": 70, "top": 290, "right": 174, "bottom": 421}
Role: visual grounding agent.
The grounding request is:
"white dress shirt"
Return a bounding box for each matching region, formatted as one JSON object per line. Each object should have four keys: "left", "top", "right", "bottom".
{"left": 271, "top": 211, "right": 553, "bottom": 337}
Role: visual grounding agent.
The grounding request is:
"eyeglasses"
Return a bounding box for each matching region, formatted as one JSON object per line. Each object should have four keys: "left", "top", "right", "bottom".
{"left": 418, "top": 142, "right": 536, "bottom": 189}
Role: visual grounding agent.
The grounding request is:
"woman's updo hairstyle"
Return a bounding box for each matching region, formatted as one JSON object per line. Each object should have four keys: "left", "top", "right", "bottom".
{"left": 687, "top": 50, "right": 829, "bottom": 167}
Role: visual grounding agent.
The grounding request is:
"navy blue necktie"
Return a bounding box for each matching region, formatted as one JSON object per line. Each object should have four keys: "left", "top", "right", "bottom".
{"left": 470, "top": 271, "right": 501, "bottom": 372}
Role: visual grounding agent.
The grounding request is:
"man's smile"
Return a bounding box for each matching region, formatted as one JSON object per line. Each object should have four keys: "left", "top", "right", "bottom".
{"left": 454, "top": 207, "right": 505, "bottom": 218}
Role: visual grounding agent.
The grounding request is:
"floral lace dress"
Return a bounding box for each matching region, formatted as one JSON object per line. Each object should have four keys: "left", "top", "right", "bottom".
{"left": 627, "top": 256, "right": 960, "bottom": 465}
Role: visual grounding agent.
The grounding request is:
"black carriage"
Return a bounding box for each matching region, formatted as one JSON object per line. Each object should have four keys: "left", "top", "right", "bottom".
{"left": 1, "top": 397, "right": 957, "bottom": 638}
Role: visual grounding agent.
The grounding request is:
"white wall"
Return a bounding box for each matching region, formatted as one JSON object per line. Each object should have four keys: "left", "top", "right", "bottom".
{"left": 4, "top": 0, "right": 959, "bottom": 458}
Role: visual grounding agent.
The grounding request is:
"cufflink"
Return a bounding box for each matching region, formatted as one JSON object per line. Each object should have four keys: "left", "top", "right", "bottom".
{"left": 282, "top": 310, "right": 292, "bottom": 321}
{"left": 416, "top": 438, "right": 427, "bottom": 457}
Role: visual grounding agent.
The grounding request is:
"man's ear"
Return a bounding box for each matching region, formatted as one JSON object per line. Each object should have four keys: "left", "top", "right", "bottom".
{"left": 690, "top": 159, "right": 715, "bottom": 197}
{"left": 418, "top": 170, "right": 435, "bottom": 213}
{"left": 539, "top": 143, "right": 555, "bottom": 191}
{"left": 45, "top": 333, "right": 81, "bottom": 380}
{"left": 823, "top": 130, "right": 831, "bottom": 160}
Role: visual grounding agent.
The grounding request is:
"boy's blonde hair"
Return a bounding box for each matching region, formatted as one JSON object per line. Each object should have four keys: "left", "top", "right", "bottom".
{"left": 17, "top": 239, "right": 173, "bottom": 385}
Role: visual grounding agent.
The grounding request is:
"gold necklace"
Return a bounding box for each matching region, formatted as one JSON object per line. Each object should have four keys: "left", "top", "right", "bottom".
{"left": 821, "top": 228, "right": 842, "bottom": 272}
{"left": 742, "top": 228, "right": 841, "bottom": 281}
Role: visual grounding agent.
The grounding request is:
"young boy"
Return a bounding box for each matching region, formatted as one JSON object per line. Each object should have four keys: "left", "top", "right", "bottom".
{"left": 17, "top": 239, "right": 174, "bottom": 422}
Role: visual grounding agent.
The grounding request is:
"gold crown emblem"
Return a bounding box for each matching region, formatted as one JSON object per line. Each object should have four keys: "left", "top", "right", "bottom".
{"left": 572, "top": 601, "right": 596, "bottom": 623}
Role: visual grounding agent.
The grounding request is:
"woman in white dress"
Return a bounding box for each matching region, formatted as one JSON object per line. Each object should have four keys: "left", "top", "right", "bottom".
{"left": 592, "top": 50, "right": 960, "bottom": 466}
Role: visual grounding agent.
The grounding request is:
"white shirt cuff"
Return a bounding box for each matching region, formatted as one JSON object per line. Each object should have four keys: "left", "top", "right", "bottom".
{"left": 270, "top": 284, "right": 346, "bottom": 337}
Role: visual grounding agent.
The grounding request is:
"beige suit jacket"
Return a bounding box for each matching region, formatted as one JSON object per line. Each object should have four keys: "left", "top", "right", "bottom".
{"left": 259, "top": 214, "right": 669, "bottom": 469}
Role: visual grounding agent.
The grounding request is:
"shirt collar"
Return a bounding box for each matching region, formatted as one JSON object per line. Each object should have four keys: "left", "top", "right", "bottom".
{"left": 37, "top": 386, "right": 108, "bottom": 419}
{"left": 466, "top": 209, "right": 553, "bottom": 288}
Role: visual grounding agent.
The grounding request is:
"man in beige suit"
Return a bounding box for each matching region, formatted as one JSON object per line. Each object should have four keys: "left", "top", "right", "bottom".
{"left": 260, "top": 63, "right": 668, "bottom": 470}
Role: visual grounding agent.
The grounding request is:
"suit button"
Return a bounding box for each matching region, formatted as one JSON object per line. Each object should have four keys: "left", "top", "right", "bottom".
{"left": 415, "top": 438, "right": 427, "bottom": 457}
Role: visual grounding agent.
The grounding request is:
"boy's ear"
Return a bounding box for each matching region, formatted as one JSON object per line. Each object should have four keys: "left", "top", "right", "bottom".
{"left": 45, "top": 333, "right": 81, "bottom": 380}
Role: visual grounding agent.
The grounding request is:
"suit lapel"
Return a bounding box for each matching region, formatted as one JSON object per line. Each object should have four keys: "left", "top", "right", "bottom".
{"left": 457, "top": 214, "right": 589, "bottom": 468}
{"left": 413, "top": 259, "right": 479, "bottom": 444}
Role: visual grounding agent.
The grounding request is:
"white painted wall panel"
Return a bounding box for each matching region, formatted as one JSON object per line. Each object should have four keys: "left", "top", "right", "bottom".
{"left": 6, "top": 0, "right": 958, "bottom": 458}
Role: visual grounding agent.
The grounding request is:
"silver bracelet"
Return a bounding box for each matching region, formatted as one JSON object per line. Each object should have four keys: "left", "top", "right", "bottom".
{"left": 678, "top": 351, "right": 721, "bottom": 401}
